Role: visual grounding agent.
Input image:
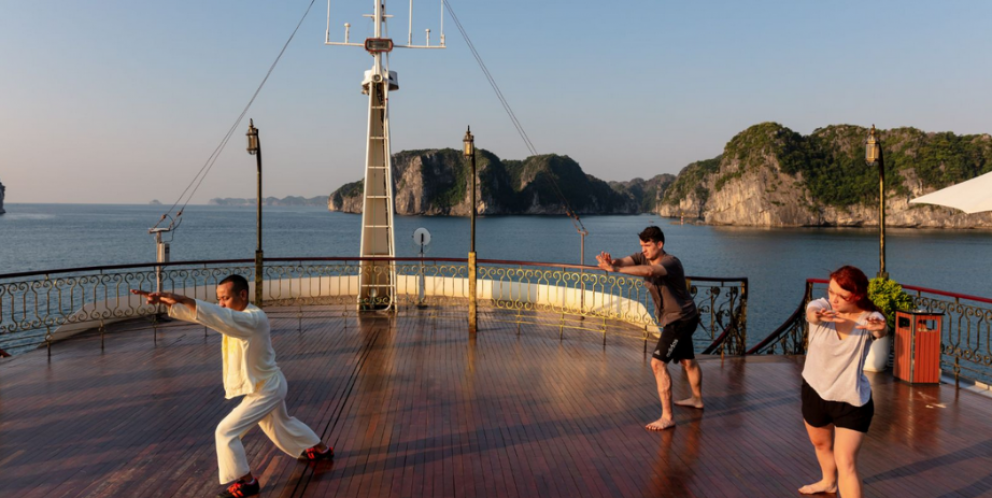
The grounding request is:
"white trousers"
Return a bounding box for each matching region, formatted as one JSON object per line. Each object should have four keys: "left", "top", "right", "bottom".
{"left": 215, "top": 371, "right": 322, "bottom": 483}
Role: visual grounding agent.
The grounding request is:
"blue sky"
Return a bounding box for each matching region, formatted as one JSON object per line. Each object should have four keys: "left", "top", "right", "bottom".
{"left": 1, "top": 0, "right": 990, "bottom": 204}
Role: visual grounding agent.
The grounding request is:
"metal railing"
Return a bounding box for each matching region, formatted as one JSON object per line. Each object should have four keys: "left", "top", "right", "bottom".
{"left": 748, "top": 278, "right": 992, "bottom": 386}
{"left": 0, "top": 258, "right": 748, "bottom": 357}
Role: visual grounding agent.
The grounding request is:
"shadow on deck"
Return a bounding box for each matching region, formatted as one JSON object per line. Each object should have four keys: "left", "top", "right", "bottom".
{"left": 1, "top": 307, "right": 991, "bottom": 498}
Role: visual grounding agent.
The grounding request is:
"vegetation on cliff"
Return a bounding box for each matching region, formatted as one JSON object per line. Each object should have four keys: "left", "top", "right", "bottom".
{"left": 330, "top": 149, "right": 640, "bottom": 215}
{"left": 327, "top": 123, "right": 992, "bottom": 227}
{"left": 660, "top": 157, "right": 720, "bottom": 206}
{"left": 712, "top": 122, "right": 992, "bottom": 209}
{"left": 806, "top": 125, "right": 992, "bottom": 207}
{"left": 610, "top": 174, "right": 676, "bottom": 212}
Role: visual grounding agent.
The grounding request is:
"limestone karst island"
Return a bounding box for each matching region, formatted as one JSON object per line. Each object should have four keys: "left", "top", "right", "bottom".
{"left": 328, "top": 123, "right": 992, "bottom": 228}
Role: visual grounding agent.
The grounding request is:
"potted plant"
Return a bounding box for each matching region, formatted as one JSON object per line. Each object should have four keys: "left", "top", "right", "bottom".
{"left": 864, "top": 277, "right": 914, "bottom": 372}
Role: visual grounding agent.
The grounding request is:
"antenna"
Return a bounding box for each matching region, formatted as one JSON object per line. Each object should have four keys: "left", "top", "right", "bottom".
{"left": 325, "top": 0, "right": 446, "bottom": 311}
{"left": 325, "top": 0, "right": 446, "bottom": 49}
{"left": 148, "top": 214, "right": 181, "bottom": 295}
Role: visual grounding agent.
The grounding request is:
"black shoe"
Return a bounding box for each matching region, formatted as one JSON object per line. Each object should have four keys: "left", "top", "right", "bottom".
{"left": 217, "top": 479, "right": 260, "bottom": 498}
{"left": 299, "top": 444, "right": 334, "bottom": 461}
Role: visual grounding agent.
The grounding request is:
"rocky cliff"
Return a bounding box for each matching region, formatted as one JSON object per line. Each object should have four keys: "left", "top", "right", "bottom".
{"left": 657, "top": 123, "right": 992, "bottom": 228}
{"left": 0, "top": 178, "right": 6, "bottom": 215}
{"left": 328, "top": 149, "right": 643, "bottom": 216}
{"left": 326, "top": 124, "right": 992, "bottom": 228}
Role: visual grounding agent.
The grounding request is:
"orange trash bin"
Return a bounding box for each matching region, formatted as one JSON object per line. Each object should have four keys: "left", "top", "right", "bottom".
{"left": 893, "top": 311, "right": 943, "bottom": 384}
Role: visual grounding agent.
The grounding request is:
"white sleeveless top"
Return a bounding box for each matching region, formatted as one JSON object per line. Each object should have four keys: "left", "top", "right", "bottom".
{"left": 801, "top": 298, "right": 884, "bottom": 407}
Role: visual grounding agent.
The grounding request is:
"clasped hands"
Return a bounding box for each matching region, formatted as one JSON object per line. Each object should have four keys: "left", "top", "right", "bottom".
{"left": 813, "top": 309, "right": 886, "bottom": 334}
{"left": 595, "top": 252, "right": 616, "bottom": 272}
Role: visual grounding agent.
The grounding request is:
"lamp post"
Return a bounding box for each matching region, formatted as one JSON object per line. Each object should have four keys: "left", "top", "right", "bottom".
{"left": 865, "top": 124, "right": 888, "bottom": 280}
{"left": 464, "top": 126, "right": 477, "bottom": 334}
{"left": 247, "top": 119, "right": 264, "bottom": 305}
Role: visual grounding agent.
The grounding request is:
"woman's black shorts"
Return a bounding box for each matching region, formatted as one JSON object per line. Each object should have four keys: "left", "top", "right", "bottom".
{"left": 801, "top": 380, "right": 874, "bottom": 433}
{"left": 652, "top": 314, "right": 700, "bottom": 363}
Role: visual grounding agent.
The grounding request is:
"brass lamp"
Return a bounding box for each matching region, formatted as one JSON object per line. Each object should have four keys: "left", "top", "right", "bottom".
{"left": 247, "top": 120, "right": 260, "bottom": 155}
{"left": 463, "top": 126, "right": 474, "bottom": 158}
{"left": 865, "top": 125, "right": 880, "bottom": 167}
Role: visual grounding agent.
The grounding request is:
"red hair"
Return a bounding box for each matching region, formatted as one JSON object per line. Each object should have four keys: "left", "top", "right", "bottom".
{"left": 829, "top": 265, "right": 880, "bottom": 313}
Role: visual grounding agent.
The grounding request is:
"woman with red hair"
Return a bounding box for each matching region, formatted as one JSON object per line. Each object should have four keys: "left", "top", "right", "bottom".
{"left": 799, "top": 265, "right": 887, "bottom": 497}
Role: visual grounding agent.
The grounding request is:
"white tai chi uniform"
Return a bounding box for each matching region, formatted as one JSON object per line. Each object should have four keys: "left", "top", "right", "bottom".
{"left": 169, "top": 300, "right": 321, "bottom": 484}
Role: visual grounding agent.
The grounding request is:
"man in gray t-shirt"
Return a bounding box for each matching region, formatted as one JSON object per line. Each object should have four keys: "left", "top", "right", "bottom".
{"left": 596, "top": 226, "right": 703, "bottom": 431}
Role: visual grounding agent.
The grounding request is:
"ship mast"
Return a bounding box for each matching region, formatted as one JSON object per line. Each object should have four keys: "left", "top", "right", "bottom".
{"left": 326, "top": 0, "right": 445, "bottom": 310}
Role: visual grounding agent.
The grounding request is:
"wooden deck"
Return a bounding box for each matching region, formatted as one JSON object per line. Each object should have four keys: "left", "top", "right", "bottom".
{"left": 2, "top": 308, "right": 991, "bottom": 498}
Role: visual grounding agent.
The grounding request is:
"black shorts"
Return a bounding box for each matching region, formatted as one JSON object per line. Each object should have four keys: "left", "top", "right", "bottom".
{"left": 652, "top": 315, "right": 699, "bottom": 363}
{"left": 801, "top": 380, "right": 874, "bottom": 433}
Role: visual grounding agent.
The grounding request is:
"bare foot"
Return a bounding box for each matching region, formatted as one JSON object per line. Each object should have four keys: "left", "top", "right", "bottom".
{"left": 674, "top": 397, "right": 704, "bottom": 409}
{"left": 645, "top": 417, "right": 676, "bottom": 431}
{"left": 798, "top": 480, "right": 837, "bottom": 495}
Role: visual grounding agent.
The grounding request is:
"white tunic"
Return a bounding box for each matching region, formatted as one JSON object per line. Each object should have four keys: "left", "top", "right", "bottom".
{"left": 169, "top": 300, "right": 281, "bottom": 399}
{"left": 802, "top": 298, "right": 885, "bottom": 407}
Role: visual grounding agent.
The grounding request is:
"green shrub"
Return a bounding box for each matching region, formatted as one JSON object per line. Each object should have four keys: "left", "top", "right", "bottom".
{"left": 868, "top": 277, "right": 914, "bottom": 330}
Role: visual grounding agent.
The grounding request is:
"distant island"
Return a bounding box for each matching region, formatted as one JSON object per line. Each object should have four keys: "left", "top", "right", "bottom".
{"left": 209, "top": 196, "right": 327, "bottom": 207}
{"left": 0, "top": 177, "right": 6, "bottom": 215}
{"left": 328, "top": 123, "right": 992, "bottom": 229}
{"left": 329, "top": 149, "right": 673, "bottom": 217}
{"left": 149, "top": 199, "right": 162, "bottom": 205}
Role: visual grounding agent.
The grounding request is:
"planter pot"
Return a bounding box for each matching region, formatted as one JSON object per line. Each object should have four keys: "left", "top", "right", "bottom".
{"left": 864, "top": 334, "right": 891, "bottom": 372}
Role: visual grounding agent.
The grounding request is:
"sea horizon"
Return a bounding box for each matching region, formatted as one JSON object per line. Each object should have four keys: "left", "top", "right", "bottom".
{"left": 5, "top": 201, "right": 992, "bottom": 231}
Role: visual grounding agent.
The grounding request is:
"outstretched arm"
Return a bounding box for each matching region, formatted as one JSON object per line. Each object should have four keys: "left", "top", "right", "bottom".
{"left": 595, "top": 252, "right": 665, "bottom": 278}
{"left": 132, "top": 289, "right": 259, "bottom": 339}
{"left": 595, "top": 252, "right": 634, "bottom": 269}
{"left": 131, "top": 289, "right": 197, "bottom": 314}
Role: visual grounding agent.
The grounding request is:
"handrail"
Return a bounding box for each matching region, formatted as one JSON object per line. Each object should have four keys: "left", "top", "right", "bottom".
{"left": 1, "top": 258, "right": 749, "bottom": 358}
{"left": 0, "top": 259, "right": 254, "bottom": 279}
{"left": 748, "top": 278, "right": 992, "bottom": 355}
{"left": 749, "top": 278, "right": 992, "bottom": 386}
{"left": 807, "top": 277, "right": 992, "bottom": 306}
{"left": 745, "top": 288, "right": 808, "bottom": 355}
{"left": 1, "top": 257, "right": 746, "bottom": 283}
{"left": 701, "top": 320, "right": 736, "bottom": 355}
{"left": 699, "top": 277, "right": 749, "bottom": 355}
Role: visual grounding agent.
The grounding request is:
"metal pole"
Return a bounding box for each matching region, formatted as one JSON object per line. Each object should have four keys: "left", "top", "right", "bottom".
{"left": 580, "top": 230, "right": 585, "bottom": 265}
{"left": 418, "top": 243, "right": 426, "bottom": 308}
{"left": 154, "top": 231, "right": 169, "bottom": 317}
{"left": 468, "top": 151, "right": 478, "bottom": 333}
{"left": 878, "top": 145, "right": 888, "bottom": 280}
{"left": 579, "top": 229, "right": 587, "bottom": 314}
{"left": 255, "top": 139, "right": 265, "bottom": 306}
{"left": 155, "top": 232, "right": 165, "bottom": 294}
{"left": 470, "top": 153, "right": 476, "bottom": 254}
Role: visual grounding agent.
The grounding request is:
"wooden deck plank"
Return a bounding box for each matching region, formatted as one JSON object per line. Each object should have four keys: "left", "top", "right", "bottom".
{"left": 2, "top": 307, "right": 992, "bottom": 498}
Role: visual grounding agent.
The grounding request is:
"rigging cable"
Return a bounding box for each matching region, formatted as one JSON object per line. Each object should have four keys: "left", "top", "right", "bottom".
{"left": 443, "top": 1, "right": 587, "bottom": 236}
{"left": 153, "top": 0, "right": 320, "bottom": 231}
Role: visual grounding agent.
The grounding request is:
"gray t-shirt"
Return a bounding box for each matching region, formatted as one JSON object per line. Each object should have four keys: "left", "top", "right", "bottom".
{"left": 802, "top": 298, "right": 885, "bottom": 407}
{"left": 629, "top": 252, "right": 698, "bottom": 326}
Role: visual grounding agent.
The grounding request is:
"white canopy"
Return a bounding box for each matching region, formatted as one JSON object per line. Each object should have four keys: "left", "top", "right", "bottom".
{"left": 909, "top": 170, "right": 992, "bottom": 214}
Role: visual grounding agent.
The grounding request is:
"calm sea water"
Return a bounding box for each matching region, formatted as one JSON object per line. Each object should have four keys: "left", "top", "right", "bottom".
{"left": 2, "top": 203, "right": 990, "bottom": 337}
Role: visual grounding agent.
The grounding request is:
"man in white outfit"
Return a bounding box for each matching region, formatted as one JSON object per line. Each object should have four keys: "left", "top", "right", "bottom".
{"left": 133, "top": 275, "right": 332, "bottom": 498}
